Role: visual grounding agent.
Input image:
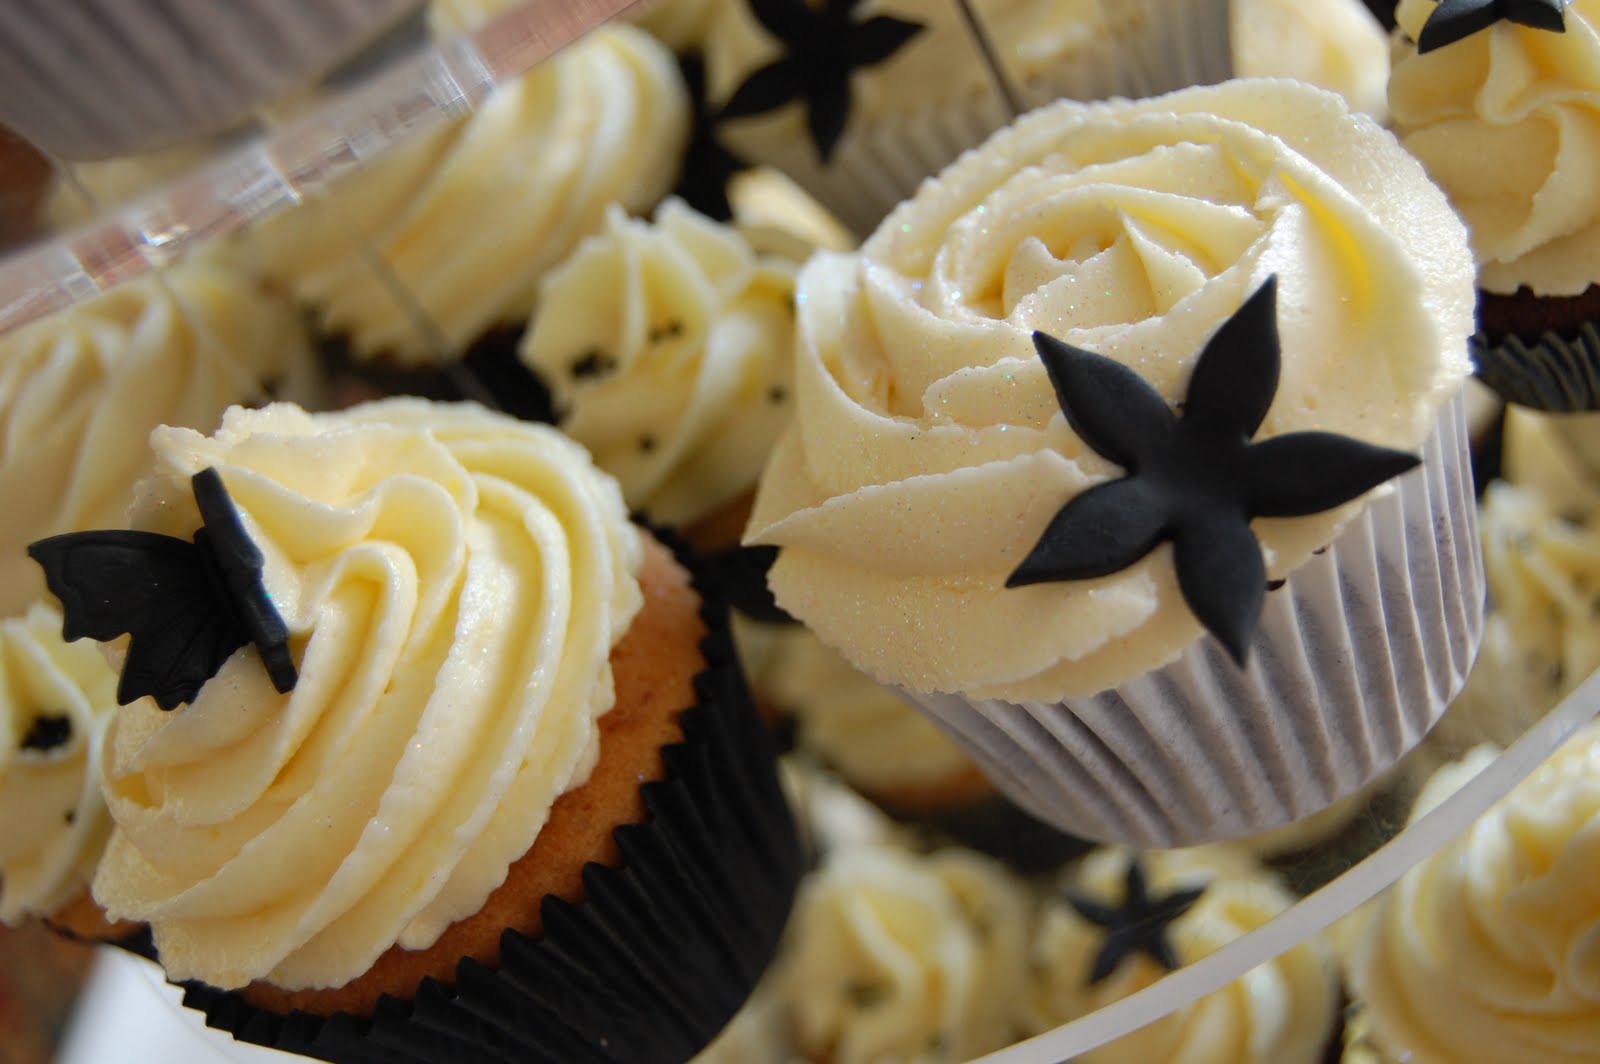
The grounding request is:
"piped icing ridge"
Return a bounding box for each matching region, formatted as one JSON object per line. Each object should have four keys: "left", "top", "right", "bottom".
{"left": 745, "top": 79, "right": 1475, "bottom": 701}
{"left": 91, "top": 399, "right": 644, "bottom": 992}
{"left": 1023, "top": 846, "right": 1337, "bottom": 1064}
{"left": 1389, "top": 0, "right": 1600, "bottom": 295}
{"left": 1231, "top": 0, "right": 1389, "bottom": 118}
{"left": 0, "top": 602, "right": 120, "bottom": 925}
{"left": 520, "top": 198, "right": 797, "bottom": 526}
{"left": 0, "top": 261, "right": 315, "bottom": 619}
{"left": 1344, "top": 727, "right": 1600, "bottom": 1064}
{"left": 251, "top": 25, "right": 689, "bottom": 365}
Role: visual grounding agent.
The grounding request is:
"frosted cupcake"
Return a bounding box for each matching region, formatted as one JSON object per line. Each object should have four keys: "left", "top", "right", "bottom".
{"left": 1023, "top": 846, "right": 1338, "bottom": 1063}
{"left": 777, "top": 843, "right": 1032, "bottom": 1063}
{"left": 1341, "top": 725, "right": 1600, "bottom": 1063}
{"left": 34, "top": 400, "right": 798, "bottom": 1063}
{"left": 0, "top": 259, "right": 317, "bottom": 619}
{"left": 0, "top": 602, "right": 137, "bottom": 944}
{"left": 745, "top": 79, "right": 1483, "bottom": 846}
{"left": 1388, "top": 0, "right": 1600, "bottom": 411}
{"left": 1232, "top": 0, "right": 1388, "bottom": 118}
{"left": 700, "top": 0, "right": 1232, "bottom": 234}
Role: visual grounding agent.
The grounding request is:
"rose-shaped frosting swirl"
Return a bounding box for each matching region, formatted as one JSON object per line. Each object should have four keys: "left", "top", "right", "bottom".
{"left": 1390, "top": 0, "right": 1600, "bottom": 295}
{"left": 745, "top": 80, "right": 1475, "bottom": 701}
{"left": 251, "top": 25, "right": 688, "bottom": 365}
{"left": 1023, "top": 846, "right": 1338, "bottom": 1064}
{"left": 92, "top": 399, "right": 644, "bottom": 991}
{"left": 778, "top": 844, "right": 1031, "bottom": 1064}
{"left": 520, "top": 198, "right": 797, "bottom": 526}
{"left": 0, "top": 261, "right": 315, "bottom": 619}
{"left": 1344, "top": 727, "right": 1600, "bottom": 1064}
{"left": 0, "top": 602, "right": 120, "bottom": 925}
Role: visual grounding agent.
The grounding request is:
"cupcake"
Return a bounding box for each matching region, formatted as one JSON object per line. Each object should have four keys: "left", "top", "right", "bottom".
{"left": 1341, "top": 726, "right": 1600, "bottom": 1063}
{"left": 777, "top": 843, "right": 1032, "bottom": 1063}
{"left": 1022, "top": 846, "right": 1339, "bottom": 1064}
{"left": 745, "top": 78, "right": 1483, "bottom": 846}
{"left": 700, "top": 0, "right": 1233, "bottom": 234}
{"left": 0, "top": 601, "right": 137, "bottom": 944}
{"left": 0, "top": 259, "right": 318, "bottom": 619}
{"left": 1388, "top": 0, "right": 1600, "bottom": 411}
{"left": 248, "top": 24, "right": 689, "bottom": 371}
{"left": 38, "top": 399, "right": 798, "bottom": 1063}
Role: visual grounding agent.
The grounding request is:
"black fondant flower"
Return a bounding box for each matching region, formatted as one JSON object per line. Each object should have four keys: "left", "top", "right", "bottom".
{"left": 718, "top": 0, "right": 923, "bottom": 163}
{"left": 1007, "top": 277, "right": 1421, "bottom": 664}
{"left": 1416, "top": 0, "right": 1565, "bottom": 53}
{"left": 1066, "top": 858, "right": 1206, "bottom": 985}
{"left": 29, "top": 467, "right": 298, "bottom": 710}
{"left": 675, "top": 54, "right": 751, "bottom": 222}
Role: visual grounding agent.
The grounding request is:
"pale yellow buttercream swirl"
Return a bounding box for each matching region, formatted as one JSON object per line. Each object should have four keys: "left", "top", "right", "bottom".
{"left": 746, "top": 79, "right": 1475, "bottom": 701}
{"left": 1344, "top": 725, "right": 1600, "bottom": 1064}
{"left": 520, "top": 198, "right": 796, "bottom": 526}
{"left": 778, "top": 844, "right": 1031, "bottom": 1064}
{"left": 92, "top": 399, "right": 644, "bottom": 992}
{"left": 0, "top": 261, "right": 315, "bottom": 619}
{"left": 1232, "top": 0, "right": 1389, "bottom": 118}
{"left": 1023, "top": 846, "right": 1338, "bottom": 1064}
{"left": 0, "top": 602, "right": 120, "bottom": 925}
{"left": 252, "top": 25, "right": 688, "bottom": 365}
{"left": 1390, "top": 0, "right": 1600, "bottom": 295}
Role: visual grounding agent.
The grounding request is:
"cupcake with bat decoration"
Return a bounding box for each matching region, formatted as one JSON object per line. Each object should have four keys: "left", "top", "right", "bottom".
{"left": 26, "top": 399, "right": 800, "bottom": 1064}
{"left": 745, "top": 78, "right": 1484, "bottom": 846}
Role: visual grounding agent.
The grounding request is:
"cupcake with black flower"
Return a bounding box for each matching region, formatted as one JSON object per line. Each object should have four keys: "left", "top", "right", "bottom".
{"left": 745, "top": 78, "right": 1482, "bottom": 847}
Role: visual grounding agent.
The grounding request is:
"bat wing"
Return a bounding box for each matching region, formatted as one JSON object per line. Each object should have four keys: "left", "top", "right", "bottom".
{"left": 28, "top": 531, "right": 248, "bottom": 709}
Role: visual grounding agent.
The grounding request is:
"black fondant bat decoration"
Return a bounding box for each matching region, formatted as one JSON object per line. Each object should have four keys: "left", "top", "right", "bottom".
{"left": 1007, "top": 277, "right": 1421, "bottom": 664}
{"left": 1065, "top": 858, "right": 1206, "bottom": 985}
{"left": 28, "top": 467, "right": 298, "bottom": 710}
{"left": 718, "top": 0, "right": 923, "bottom": 163}
{"left": 1417, "top": 0, "right": 1565, "bottom": 53}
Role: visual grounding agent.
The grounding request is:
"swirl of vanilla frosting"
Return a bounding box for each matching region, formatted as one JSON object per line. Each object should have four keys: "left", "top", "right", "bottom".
{"left": 520, "top": 198, "right": 797, "bottom": 526}
{"left": 91, "top": 399, "right": 644, "bottom": 992}
{"left": 1389, "top": 0, "right": 1600, "bottom": 295}
{"left": 1023, "top": 846, "right": 1338, "bottom": 1064}
{"left": 0, "top": 261, "right": 315, "bottom": 619}
{"left": 1344, "top": 726, "right": 1600, "bottom": 1064}
{"left": 1232, "top": 0, "right": 1389, "bottom": 118}
{"left": 252, "top": 25, "right": 688, "bottom": 365}
{"left": 778, "top": 844, "right": 1031, "bottom": 1064}
{"left": 745, "top": 79, "right": 1475, "bottom": 701}
{"left": 0, "top": 602, "right": 120, "bottom": 925}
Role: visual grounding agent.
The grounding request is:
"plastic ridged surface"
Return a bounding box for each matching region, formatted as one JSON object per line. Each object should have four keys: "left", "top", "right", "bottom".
{"left": 0, "top": 0, "right": 639, "bottom": 339}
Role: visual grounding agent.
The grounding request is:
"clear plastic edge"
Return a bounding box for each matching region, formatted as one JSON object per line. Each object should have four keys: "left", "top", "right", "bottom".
{"left": 0, "top": 0, "right": 639, "bottom": 340}
{"left": 974, "top": 662, "right": 1600, "bottom": 1064}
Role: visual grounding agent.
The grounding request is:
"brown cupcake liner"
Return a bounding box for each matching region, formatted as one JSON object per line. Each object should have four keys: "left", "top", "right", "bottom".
{"left": 177, "top": 524, "right": 802, "bottom": 1064}
{"left": 1471, "top": 326, "right": 1600, "bottom": 412}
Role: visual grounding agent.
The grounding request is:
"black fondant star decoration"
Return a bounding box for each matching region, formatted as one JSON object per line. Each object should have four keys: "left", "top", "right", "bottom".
{"left": 1006, "top": 277, "right": 1421, "bottom": 664}
{"left": 718, "top": 0, "right": 923, "bottom": 163}
{"left": 675, "top": 53, "right": 751, "bottom": 222}
{"left": 1416, "top": 0, "right": 1565, "bottom": 53}
{"left": 1066, "top": 858, "right": 1206, "bottom": 985}
{"left": 20, "top": 713, "right": 72, "bottom": 753}
{"left": 29, "top": 467, "right": 298, "bottom": 710}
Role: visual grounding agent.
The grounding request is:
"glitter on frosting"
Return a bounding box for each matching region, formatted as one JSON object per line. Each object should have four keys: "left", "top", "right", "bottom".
{"left": 745, "top": 79, "right": 1475, "bottom": 701}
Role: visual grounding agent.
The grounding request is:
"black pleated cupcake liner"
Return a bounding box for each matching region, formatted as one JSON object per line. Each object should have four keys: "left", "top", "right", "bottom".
{"left": 1472, "top": 325, "right": 1600, "bottom": 411}
{"left": 178, "top": 525, "right": 803, "bottom": 1064}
